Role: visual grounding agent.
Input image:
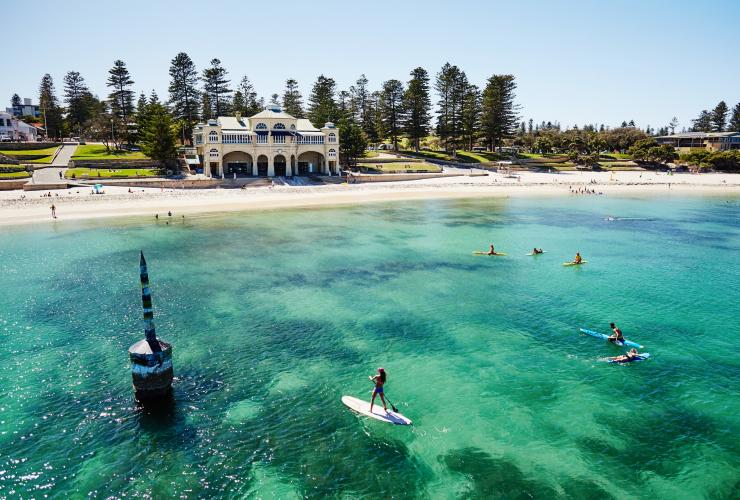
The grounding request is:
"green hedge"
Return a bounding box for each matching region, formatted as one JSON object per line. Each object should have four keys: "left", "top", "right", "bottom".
{"left": 680, "top": 150, "right": 740, "bottom": 171}
{"left": 0, "top": 165, "right": 29, "bottom": 173}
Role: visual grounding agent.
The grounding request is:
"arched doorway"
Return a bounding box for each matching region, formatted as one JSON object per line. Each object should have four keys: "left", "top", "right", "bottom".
{"left": 297, "top": 151, "right": 325, "bottom": 175}
{"left": 274, "top": 154, "right": 287, "bottom": 176}
{"left": 257, "top": 155, "right": 269, "bottom": 177}
{"left": 223, "top": 151, "right": 253, "bottom": 176}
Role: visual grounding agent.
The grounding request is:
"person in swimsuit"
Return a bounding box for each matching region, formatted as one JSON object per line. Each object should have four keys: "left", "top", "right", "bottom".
{"left": 573, "top": 252, "right": 582, "bottom": 264}
{"left": 533, "top": 248, "right": 543, "bottom": 254}
{"left": 487, "top": 244, "right": 496, "bottom": 255}
{"left": 608, "top": 322, "right": 625, "bottom": 344}
{"left": 369, "top": 367, "right": 387, "bottom": 413}
{"left": 610, "top": 348, "right": 640, "bottom": 362}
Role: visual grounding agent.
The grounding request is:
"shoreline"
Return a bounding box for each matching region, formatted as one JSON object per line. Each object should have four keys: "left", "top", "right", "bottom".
{"left": 1, "top": 171, "right": 739, "bottom": 228}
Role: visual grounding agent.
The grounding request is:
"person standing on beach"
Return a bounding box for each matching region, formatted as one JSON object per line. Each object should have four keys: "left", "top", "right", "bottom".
{"left": 50, "top": 204, "right": 56, "bottom": 219}
{"left": 369, "top": 367, "right": 387, "bottom": 413}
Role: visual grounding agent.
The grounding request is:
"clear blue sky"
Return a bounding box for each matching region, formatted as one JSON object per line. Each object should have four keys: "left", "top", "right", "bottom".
{"left": 3, "top": 0, "right": 738, "bottom": 130}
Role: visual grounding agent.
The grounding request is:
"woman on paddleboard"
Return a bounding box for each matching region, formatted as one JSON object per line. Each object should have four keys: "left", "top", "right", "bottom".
{"left": 369, "top": 367, "right": 387, "bottom": 413}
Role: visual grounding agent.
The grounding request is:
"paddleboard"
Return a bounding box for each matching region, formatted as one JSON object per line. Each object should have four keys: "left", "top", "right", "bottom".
{"left": 563, "top": 261, "right": 587, "bottom": 266}
{"left": 526, "top": 251, "right": 547, "bottom": 256}
{"left": 473, "top": 251, "right": 507, "bottom": 256}
{"left": 608, "top": 353, "right": 651, "bottom": 364}
{"left": 580, "top": 328, "right": 644, "bottom": 349}
{"left": 341, "top": 395, "right": 412, "bottom": 425}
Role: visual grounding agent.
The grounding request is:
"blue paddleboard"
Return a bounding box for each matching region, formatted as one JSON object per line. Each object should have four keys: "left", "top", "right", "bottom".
{"left": 580, "top": 328, "right": 644, "bottom": 349}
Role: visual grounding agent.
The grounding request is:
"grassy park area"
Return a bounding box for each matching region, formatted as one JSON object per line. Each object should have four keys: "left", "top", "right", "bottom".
{"left": 71, "top": 144, "right": 148, "bottom": 160}
{"left": 0, "top": 145, "right": 60, "bottom": 164}
{"left": 65, "top": 167, "right": 159, "bottom": 179}
{"left": 400, "top": 149, "right": 512, "bottom": 164}
{"left": 0, "top": 170, "right": 31, "bottom": 179}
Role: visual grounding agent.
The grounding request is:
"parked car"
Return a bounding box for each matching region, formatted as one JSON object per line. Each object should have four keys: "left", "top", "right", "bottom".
{"left": 472, "top": 147, "right": 486, "bottom": 152}
{"left": 0, "top": 134, "right": 12, "bottom": 142}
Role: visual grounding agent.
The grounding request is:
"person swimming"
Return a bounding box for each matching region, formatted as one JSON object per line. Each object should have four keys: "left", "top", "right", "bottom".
{"left": 369, "top": 367, "right": 387, "bottom": 413}
{"left": 608, "top": 322, "right": 625, "bottom": 344}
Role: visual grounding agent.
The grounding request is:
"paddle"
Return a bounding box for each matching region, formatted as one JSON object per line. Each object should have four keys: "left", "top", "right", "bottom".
{"left": 369, "top": 381, "right": 399, "bottom": 413}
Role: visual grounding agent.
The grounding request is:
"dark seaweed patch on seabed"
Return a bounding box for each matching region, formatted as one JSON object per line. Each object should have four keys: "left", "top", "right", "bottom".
{"left": 319, "top": 259, "right": 482, "bottom": 286}
{"left": 441, "top": 447, "right": 570, "bottom": 499}
{"left": 583, "top": 405, "right": 723, "bottom": 480}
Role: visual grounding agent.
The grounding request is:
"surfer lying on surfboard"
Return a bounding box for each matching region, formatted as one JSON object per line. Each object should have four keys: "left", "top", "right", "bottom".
{"left": 532, "top": 248, "right": 544, "bottom": 254}
{"left": 369, "top": 367, "right": 387, "bottom": 413}
{"left": 608, "top": 348, "right": 642, "bottom": 363}
{"left": 608, "top": 322, "right": 625, "bottom": 344}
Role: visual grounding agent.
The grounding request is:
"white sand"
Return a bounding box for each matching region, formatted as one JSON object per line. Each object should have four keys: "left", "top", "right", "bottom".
{"left": 1, "top": 170, "right": 738, "bottom": 227}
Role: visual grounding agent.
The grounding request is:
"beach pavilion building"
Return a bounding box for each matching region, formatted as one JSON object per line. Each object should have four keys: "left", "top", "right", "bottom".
{"left": 193, "top": 106, "right": 339, "bottom": 178}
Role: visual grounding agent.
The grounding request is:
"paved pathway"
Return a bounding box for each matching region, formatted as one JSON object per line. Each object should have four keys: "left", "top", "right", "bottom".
{"left": 29, "top": 144, "right": 77, "bottom": 185}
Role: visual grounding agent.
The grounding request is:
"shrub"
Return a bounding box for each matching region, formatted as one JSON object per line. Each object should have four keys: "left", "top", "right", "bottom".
{"left": 680, "top": 150, "right": 740, "bottom": 171}
{"left": 0, "top": 165, "right": 29, "bottom": 174}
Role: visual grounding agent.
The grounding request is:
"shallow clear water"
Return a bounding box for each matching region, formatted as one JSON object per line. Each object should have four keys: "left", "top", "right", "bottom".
{"left": 0, "top": 196, "right": 738, "bottom": 498}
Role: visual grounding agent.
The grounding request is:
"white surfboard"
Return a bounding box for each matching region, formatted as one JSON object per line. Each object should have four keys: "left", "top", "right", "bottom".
{"left": 341, "top": 395, "right": 412, "bottom": 425}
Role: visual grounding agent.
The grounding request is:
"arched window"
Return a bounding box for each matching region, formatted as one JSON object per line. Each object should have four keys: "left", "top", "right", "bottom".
{"left": 208, "top": 131, "right": 218, "bottom": 143}
{"left": 255, "top": 123, "right": 267, "bottom": 130}
{"left": 273, "top": 123, "right": 286, "bottom": 130}
{"left": 328, "top": 132, "right": 336, "bottom": 143}
{"left": 328, "top": 149, "right": 337, "bottom": 158}
{"left": 209, "top": 148, "right": 219, "bottom": 158}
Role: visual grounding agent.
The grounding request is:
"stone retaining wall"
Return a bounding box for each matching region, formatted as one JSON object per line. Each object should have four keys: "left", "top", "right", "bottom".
{"left": 76, "top": 178, "right": 264, "bottom": 189}
{"left": 0, "top": 179, "right": 29, "bottom": 191}
{"left": 23, "top": 182, "right": 69, "bottom": 191}
{"left": 351, "top": 172, "right": 485, "bottom": 183}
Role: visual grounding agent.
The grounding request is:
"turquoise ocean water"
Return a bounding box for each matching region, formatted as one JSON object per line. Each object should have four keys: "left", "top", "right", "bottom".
{"left": 0, "top": 195, "right": 738, "bottom": 498}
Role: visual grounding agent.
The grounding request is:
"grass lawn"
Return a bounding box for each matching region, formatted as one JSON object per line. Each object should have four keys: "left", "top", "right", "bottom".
{"left": 359, "top": 162, "right": 441, "bottom": 173}
{"left": 400, "top": 150, "right": 480, "bottom": 163}
{"left": 0, "top": 146, "right": 60, "bottom": 156}
{"left": 72, "top": 144, "right": 148, "bottom": 160}
{"left": 363, "top": 150, "right": 379, "bottom": 158}
{"left": 65, "top": 167, "right": 160, "bottom": 179}
{"left": 0, "top": 146, "right": 60, "bottom": 164}
{"left": 0, "top": 171, "right": 31, "bottom": 179}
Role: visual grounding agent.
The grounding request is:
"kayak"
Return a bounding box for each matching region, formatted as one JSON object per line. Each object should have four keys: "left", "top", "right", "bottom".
{"left": 563, "top": 261, "right": 587, "bottom": 266}
{"left": 341, "top": 396, "right": 412, "bottom": 425}
{"left": 608, "top": 353, "right": 651, "bottom": 364}
{"left": 473, "top": 251, "right": 507, "bottom": 256}
{"left": 526, "top": 251, "right": 546, "bottom": 256}
{"left": 580, "top": 328, "right": 644, "bottom": 349}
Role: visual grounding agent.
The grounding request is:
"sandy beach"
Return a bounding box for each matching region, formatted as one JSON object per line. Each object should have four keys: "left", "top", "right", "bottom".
{"left": 1, "top": 170, "right": 739, "bottom": 227}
